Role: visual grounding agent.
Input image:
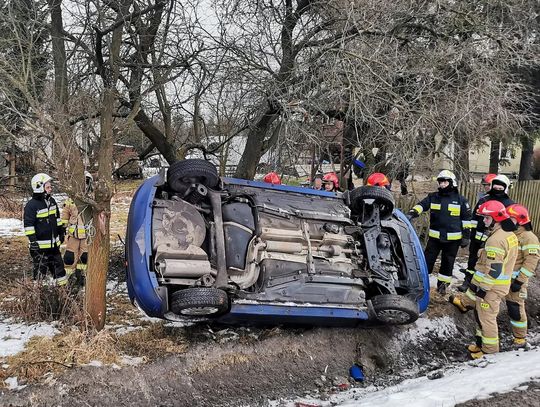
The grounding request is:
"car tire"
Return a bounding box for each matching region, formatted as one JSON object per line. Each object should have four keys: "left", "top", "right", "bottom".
{"left": 349, "top": 186, "right": 395, "bottom": 219}
{"left": 167, "top": 159, "right": 219, "bottom": 193}
{"left": 371, "top": 295, "right": 419, "bottom": 325}
{"left": 170, "top": 287, "right": 229, "bottom": 317}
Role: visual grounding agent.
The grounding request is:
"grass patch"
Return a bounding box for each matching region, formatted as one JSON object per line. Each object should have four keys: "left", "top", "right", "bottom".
{"left": 0, "top": 328, "right": 119, "bottom": 387}
{"left": 0, "top": 279, "right": 86, "bottom": 326}
{"left": 116, "top": 322, "right": 188, "bottom": 360}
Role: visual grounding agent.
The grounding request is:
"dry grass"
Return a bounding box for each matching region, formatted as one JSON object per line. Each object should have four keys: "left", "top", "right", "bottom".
{"left": 116, "top": 322, "right": 188, "bottom": 360}
{"left": 0, "top": 328, "right": 120, "bottom": 387}
{"left": 0, "top": 195, "right": 22, "bottom": 218}
{"left": 0, "top": 279, "right": 86, "bottom": 326}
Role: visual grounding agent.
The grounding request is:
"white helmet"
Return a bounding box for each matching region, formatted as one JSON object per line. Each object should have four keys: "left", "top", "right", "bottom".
{"left": 436, "top": 169, "right": 457, "bottom": 187}
{"left": 31, "top": 173, "right": 52, "bottom": 193}
{"left": 491, "top": 174, "right": 511, "bottom": 193}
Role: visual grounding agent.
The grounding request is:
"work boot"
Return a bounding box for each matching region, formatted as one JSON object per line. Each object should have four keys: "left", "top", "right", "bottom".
{"left": 513, "top": 338, "right": 527, "bottom": 347}
{"left": 470, "top": 350, "right": 485, "bottom": 360}
{"left": 467, "top": 344, "right": 482, "bottom": 353}
{"left": 457, "top": 273, "right": 473, "bottom": 293}
{"left": 449, "top": 295, "right": 469, "bottom": 313}
{"left": 437, "top": 281, "right": 448, "bottom": 295}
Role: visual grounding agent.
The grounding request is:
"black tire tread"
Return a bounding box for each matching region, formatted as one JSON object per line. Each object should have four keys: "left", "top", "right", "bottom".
{"left": 371, "top": 294, "right": 419, "bottom": 325}
{"left": 167, "top": 159, "right": 219, "bottom": 192}
{"left": 170, "top": 287, "right": 229, "bottom": 316}
{"left": 349, "top": 185, "right": 395, "bottom": 219}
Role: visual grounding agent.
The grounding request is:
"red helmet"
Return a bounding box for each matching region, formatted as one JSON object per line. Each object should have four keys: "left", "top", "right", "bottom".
{"left": 507, "top": 204, "right": 530, "bottom": 225}
{"left": 263, "top": 172, "right": 281, "bottom": 185}
{"left": 322, "top": 172, "right": 339, "bottom": 188}
{"left": 481, "top": 173, "right": 497, "bottom": 185}
{"left": 477, "top": 200, "right": 509, "bottom": 222}
{"left": 367, "top": 172, "right": 390, "bottom": 187}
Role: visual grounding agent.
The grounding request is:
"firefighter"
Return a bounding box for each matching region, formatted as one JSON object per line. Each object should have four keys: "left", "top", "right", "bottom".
{"left": 449, "top": 200, "right": 518, "bottom": 358}
{"left": 23, "top": 173, "right": 67, "bottom": 285}
{"left": 505, "top": 204, "right": 539, "bottom": 346}
{"left": 407, "top": 170, "right": 472, "bottom": 295}
{"left": 61, "top": 197, "right": 90, "bottom": 287}
{"left": 311, "top": 174, "right": 323, "bottom": 190}
{"left": 459, "top": 174, "right": 514, "bottom": 292}
{"left": 366, "top": 172, "right": 391, "bottom": 190}
{"left": 479, "top": 173, "right": 497, "bottom": 199}
{"left": 322, "top": 172, "right": 339, "bottom": 192}
{"left": 263, "top": 171, "right": 281, "bottom": 185}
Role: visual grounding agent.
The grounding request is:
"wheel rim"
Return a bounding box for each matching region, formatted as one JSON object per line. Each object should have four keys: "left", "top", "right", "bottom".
{"left": 180, "top": 306, "right": 220, "bottom": 316}
{"left": 376, "top": 309, "right": 411, "bottom": 324}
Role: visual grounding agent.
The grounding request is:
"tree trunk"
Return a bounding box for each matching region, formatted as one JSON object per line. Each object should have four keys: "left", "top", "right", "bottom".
{"left": 488, "top": 137, "right": 500, "bottom": 174}
{"left": 518, "top": 134, "right": 534, "bottom": 181}
{"left": 234, "top": 106, "right": 279, "bottom": 179}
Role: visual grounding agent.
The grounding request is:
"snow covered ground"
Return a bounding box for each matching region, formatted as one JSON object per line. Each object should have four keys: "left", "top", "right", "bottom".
{"left": 0, "top": 319, "right": 58, "bottom": 357}
{"left": 284, "top": 344, "right": 540, "bottom": 407}
{"left": 0, "top": 219, "right": 23, "bottom": 238}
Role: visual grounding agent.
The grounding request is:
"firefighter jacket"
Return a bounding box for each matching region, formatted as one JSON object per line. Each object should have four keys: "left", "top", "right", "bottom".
{"left": 470, "top": 193, "right": 514, "bottom": 243}
{"left": 23, "top": 193, "right": 63, "bottom": 250}
{"left": 60, "top": 198, "right": 88, "bottom": 239}
{"left": 512, "top": 227, "right": 539, "bottom": 286}
{"left": 411, "top": 188, "right": 472, "bottom": 242}
{"left": 472, "top": 224, "right": 518, "bottom": 294}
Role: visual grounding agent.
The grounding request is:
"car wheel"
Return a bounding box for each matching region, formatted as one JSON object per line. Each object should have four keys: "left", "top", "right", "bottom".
{"left": 167, "top": 159, "right": 219, "bottom": 193}
{"left": 170, "top": 288, "right": 229, "bottom": 317}
{"left": 371, "top": 295, "right": 419, "bottom": 325}
{"left": 349, "top": 186, "right": 395, "bottom": 219}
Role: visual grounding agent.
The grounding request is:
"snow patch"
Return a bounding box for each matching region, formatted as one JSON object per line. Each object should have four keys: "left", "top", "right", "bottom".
{"left": 0, "top": 319, "right": 59, "bottom": 357}
{"left": 4, "top": 376, "right": 26, "bottom": 390}
{"left": 398, "top": 316, "right": 459, "bottom": 342}
{"left": 0, "top": 218, "right": 24, "bottom": 237}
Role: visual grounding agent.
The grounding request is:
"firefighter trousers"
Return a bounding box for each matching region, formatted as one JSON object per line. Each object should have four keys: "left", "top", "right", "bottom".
{"left": 63, "top": 236, "right": 88, "bottom": 274}
{"left": 424, "top": 238, "right": 460, "bottom": 283}
{"left": 506, "top": 287, "right": 528, "bottom": 339}
{"left": 30, "top": 247, "right": 67, "bottom": 284}
{"left": 476, "top": 289, "right": 507, "bottom": 353}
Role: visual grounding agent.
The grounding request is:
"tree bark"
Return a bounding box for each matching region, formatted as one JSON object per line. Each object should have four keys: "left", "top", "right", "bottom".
{"left": 488, "top": 137, "right": 500, "bottom": 174}
{"left": 454, "top": 134, "right": 470, "bottom": 181}
{"left": 518, "top": 134, "right": 534, "bottom": 180}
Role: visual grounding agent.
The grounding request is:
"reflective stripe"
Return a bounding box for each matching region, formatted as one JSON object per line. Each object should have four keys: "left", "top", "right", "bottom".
{"left": 464, "top": 269, "right": 475, "bottom": 275}
{"left": 413, "top": 205, "right": 423, "bottom": 214}
{"left": 24, "top": 227, "right": 36, "bottom": 236}
{"left": 429, "top": 229, "right": 440, "bottom": 239}
{"left": 430, "top": 203, "right": 441, "bottom": 210}
{"left": 55, "top": 275, "right": 68, "bottom": 286}
{"left": 36, "top": 208, "right": 57, "bottom": 218}
{"left": 447, "top": 232, "right": 462, "bottom": 240}
{"left": 510, "top": 320, "right": 527, "bottom": 328}
{"left": 462, "top": 220, "right": 474, "bottom": 229}
{"left": 519, "top": 267, "right": 534, "bottom": 277}
{"left": 470, "top": 220, "right": 478, "bottom": 227}
{"left": 475, "top": 231, "right": 488, "bottom": 241}
{"left": 448, "top": 204, "right": 461, "bottom": 216}
{"left": 466, "top": 289, "right": 477, "bottom": 301}
{"left": 76, "top": 264, "right": 87, "bottom": 271}
{"left": 437, "top": 274, "right": 452, "bottom": 283}
{"left": 36, "top": 237, "right": 60, "bottom": 249}
{"left": 485, "top": 246, "right": 505, "bottom": 255}
{"left": 512, "top": 271, "right": 520, "bottom": 279}
{"left": 521, "top": 244, "right": 539, "bottom": 250}
{"left": 482, "top": 274, "right": 511, "bottom": 286}
{"left": 56, "top": 218, "right": 63, "bottom": 226}
{"left": 481, "top": 336, "right": 499, "bottom": 345}
{"left": 475, "top": 329, "right": 482, "bottom": 337}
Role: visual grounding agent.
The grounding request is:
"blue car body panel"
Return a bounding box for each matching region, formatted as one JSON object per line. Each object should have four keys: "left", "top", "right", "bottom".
{"left": 126, "top": 176, "right": 430, "bottom": 323}
{"left": 126, "top": 175, "right": 163, "bottom": 317}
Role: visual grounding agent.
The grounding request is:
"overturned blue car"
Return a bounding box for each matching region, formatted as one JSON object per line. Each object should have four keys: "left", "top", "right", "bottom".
{"left": 126, "top": 159, "right": 429, "bottom": 326}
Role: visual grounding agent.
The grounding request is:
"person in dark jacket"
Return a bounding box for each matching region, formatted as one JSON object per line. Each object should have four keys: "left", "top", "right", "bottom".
{"left": 23, "top": 173, "right": 67, "bottom": 285}
{"left": 458, "top": 174, "right": 514, "bottom": 292}
{"left": 407, "top": 170, "right": 473, "bottom": 295}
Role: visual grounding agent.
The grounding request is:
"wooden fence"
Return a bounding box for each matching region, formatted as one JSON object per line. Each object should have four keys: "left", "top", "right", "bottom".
{"left": 395, "top": 180, "right": 540, "bottom": 238}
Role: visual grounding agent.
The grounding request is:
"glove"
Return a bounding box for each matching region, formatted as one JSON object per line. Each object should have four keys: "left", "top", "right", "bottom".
{"left": 460, "top": 238, "right": 470, "bottom": 248}
{"left": 29, "top": 241, "right": 40, "bottom": 252}
{"left": 475, "top": 287, "right": 487, "bottom": 299}
{"left": 510, "top": 280, "right": 523, "bottom": 293}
